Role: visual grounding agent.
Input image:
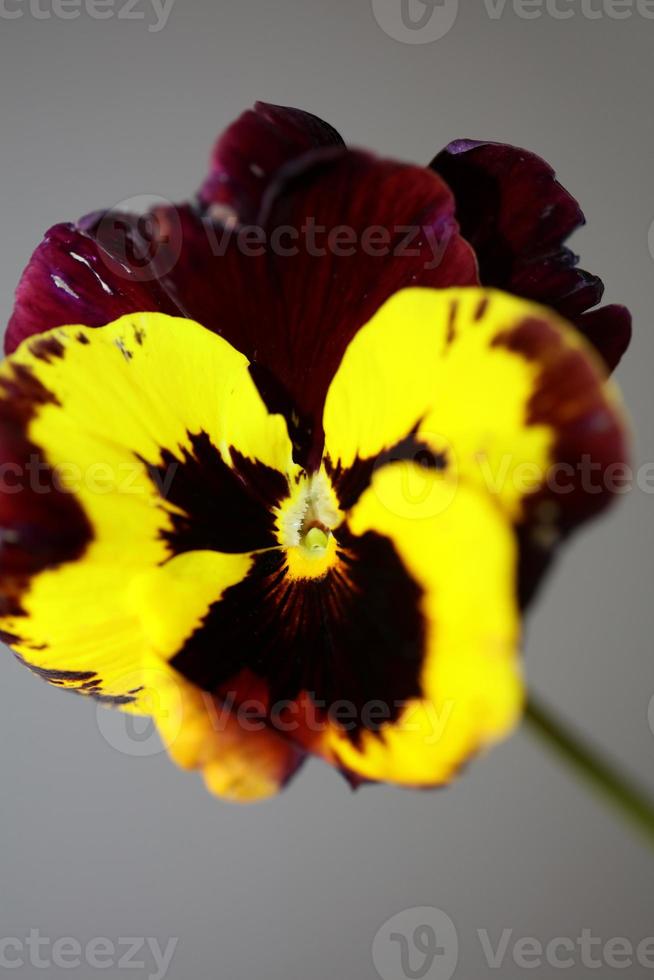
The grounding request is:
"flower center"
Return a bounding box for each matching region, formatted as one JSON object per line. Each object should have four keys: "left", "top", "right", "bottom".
{"left": 300, "top": 523, "right": 330, "bottom": 558}
{"left": 277, "top": 469, "right": 342, "bottom": 579}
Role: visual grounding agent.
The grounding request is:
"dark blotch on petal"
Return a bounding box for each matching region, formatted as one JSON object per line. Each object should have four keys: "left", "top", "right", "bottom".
{"left": 28, "top": 336, "right": 66, "bottom": 363}
{"left": 142, "top": 431, "right": 288, "bottom": 555}
{"left": 326, "top": 425, "right": 447, "bottom": 512}
{"left": 171, "top": 528, "right": 426, "bottom": 747}
{"left": 0, "top": 364, "right": 92, "bottom": 607}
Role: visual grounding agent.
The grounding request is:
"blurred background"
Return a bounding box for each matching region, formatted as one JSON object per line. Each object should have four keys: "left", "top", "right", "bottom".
{"left": 0, "top": 2, "right": 653, "bottom": 977}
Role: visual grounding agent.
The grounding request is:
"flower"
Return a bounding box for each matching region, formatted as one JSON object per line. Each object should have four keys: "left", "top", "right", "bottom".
{"left": 0, "top": 103, "right": 629, "bottom": 801}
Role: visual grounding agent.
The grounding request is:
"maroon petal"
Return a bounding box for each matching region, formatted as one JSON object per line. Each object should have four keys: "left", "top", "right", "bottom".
{"left": 431, "top": 140, "right": 631, "bottom": 370}
{"left": 5, "top": 221, "right": 180, "bottom": 355}
{"left": 151, "top": 149, "right": 478, "bottom": 467}
{"left": 574, "top": 304, "right": 632, "bottom": 374}
{"left": 199, "top": 102, "right": 345, "bottom": 223}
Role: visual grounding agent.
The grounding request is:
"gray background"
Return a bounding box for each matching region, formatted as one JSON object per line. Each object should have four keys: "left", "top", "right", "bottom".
{"left": 0, "top": 1, "right": 653, "bottom": 978}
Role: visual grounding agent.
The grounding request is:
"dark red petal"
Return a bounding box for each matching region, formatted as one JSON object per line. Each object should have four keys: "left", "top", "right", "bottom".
{"left": 431, "top": 140, "right": 631, "bottom": 369}
{"left": 5, "top": 221, "right": 180, "bottom": 355}
{"left": 199, "top": 102, "right": 345, "bottom": 222}
{"left": 575, "top": 304, "right": 632, "bottom": 374}
{"left": 153, "top": 150, "right": 478, "bottom": 467}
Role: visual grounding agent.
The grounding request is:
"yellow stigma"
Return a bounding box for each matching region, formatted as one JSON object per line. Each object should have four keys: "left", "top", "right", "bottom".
{"left": 301, "top": 526, "right": 330, "bottom": 556}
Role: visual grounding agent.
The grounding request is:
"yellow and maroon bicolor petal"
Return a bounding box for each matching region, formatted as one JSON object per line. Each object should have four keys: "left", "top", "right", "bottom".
{"left": 0, "top": 312, "right": 295, "bottom": 713}
{"left": 296, "top": 285, "right": 626, "bottom": 782}
{"left": 1, "top": 311, "right": 308, "bottom": 800}
{"left": 312, "top": 467, "right": 521, "bottom": 785}
{"left": 431, "top": 140, "right": 632, "bottom": 371}
{"left": 324, "top": 287, "right": 628, "bottom": 603}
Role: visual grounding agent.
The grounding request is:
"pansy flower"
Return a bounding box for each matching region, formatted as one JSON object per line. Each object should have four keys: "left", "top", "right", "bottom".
{"left": 0, "top": 103, "right": 629, "bottom": 801}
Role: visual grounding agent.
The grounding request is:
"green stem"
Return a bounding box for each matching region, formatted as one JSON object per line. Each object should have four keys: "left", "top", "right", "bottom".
{"left": 525, "top": 693, "right": 654, "bottom": 850}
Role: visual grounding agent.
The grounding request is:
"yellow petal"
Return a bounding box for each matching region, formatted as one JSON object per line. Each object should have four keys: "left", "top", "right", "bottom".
{"left": 0, "top": 313, "right": 293, "bottom": 707}
{"left": 307, "top": 463, "right": 523, "bottom": 785}
{"left": 324, "top": 286, "right": 625, "bottom": 522}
